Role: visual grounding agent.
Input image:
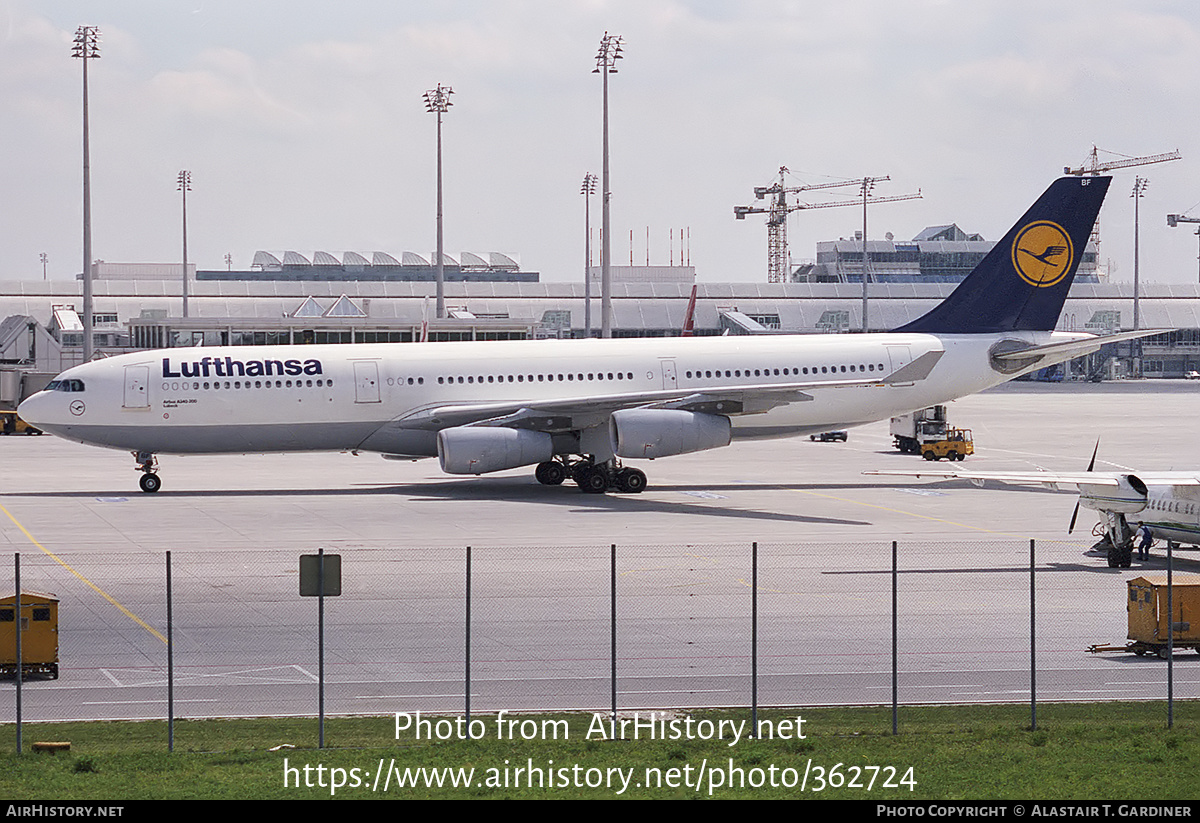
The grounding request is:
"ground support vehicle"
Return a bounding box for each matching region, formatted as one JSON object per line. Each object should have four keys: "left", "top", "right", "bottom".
{"left": 892, "top": 405, "right": 948, "bottom": 454}
{"left": 919, "top": 428, "right": 974, "bottom": 461}
{"left": 0, "top": 592, "right": 59, "bottom": 679}
{"left": 1087, "top": 574, "right": 1200, "bottom": 659}
{"left": 0, "top": 410, "right": 41, "bottom": 435}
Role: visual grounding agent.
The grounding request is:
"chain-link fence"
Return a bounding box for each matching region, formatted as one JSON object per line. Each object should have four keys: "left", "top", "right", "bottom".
{"left": 1, "top": 539, "right": 1196, "bottom": 749}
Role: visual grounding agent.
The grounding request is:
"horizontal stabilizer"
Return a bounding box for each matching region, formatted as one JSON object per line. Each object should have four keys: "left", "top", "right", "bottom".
{"left": 990, "top": 329, "right": 1171, "bottom": 366}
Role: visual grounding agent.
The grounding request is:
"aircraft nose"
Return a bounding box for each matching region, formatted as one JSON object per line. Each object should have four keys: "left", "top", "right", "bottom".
{"left": 17, "top": 391, "right": 55, "bottom": 430}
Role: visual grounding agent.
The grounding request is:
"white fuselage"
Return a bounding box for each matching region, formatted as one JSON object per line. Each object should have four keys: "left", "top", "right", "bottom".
{"left": 1083, "top": 477, "right": 1200, "bottom": 548}
{"left": 19, "top": 331, "right": 1086, "bottom": 462}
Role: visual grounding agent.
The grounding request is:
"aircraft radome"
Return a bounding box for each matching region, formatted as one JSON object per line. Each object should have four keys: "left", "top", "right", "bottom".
{"left": 19, "top": 174, "right": 1163, "bottom": 495}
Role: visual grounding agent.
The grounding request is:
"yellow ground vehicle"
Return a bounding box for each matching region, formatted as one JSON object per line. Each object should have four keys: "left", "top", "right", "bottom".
{"left": 0, "top": 410, "right": 42, "bottom": 435}
{"left": 0, "top": 591, "right": 59, "bottom": 679}
{"left": 920, "top": 428, "right": 974, "bottom": 461}
{"left": 1088, "top": 574, "right": 1200, "bottom": 658}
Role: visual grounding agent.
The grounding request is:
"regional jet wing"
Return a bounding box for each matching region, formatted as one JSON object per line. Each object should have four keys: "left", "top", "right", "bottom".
{"left": 864, "top": 468, "right": 1120, "bottom": 491}
{"left": 864, "top": 468, "right": 1200, "bottom": 492}
{"left": 399, "top": 349, "right": 944, "bottom": 431}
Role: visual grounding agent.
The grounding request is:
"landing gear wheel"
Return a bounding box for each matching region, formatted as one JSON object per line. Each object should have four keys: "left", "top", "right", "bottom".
{"left": 1107, "top": 547, "right": 1120, "bottom": 568}
{"left": 616, "top": 467, "right": 647, "bottom": 494}
{"left": 580, "top": 468, "right": 609, "bottom": 494}
{"left": 139, "top": 473, "right": 162, "bottom": 494}
{"left": 534, "top": 461, "right": 565, "bottom": 486}
{"left": 1119, "top": 547, "right": 1133, "bottom": 568}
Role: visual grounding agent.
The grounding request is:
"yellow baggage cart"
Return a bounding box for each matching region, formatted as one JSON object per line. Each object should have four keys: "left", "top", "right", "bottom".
{"left": 1088, "top": 574, "right": 1200, "bottom": 658}
{"left": 0, "top": 591, "right": 59, "bottom": 679}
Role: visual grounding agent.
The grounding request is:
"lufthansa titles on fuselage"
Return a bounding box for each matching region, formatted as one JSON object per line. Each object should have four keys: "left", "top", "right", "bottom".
{"left": 161, "top": 356, "right": 324, "bottom": 379}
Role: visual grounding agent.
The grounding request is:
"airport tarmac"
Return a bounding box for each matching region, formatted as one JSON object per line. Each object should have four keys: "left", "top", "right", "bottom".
{"left": 1, "top": 379, "right": 1199, "bottom": 722}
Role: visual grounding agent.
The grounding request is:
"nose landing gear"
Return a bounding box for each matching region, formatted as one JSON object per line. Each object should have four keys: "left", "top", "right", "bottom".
{"left": 134, "top": 451, "right": 161, "bottom": 493}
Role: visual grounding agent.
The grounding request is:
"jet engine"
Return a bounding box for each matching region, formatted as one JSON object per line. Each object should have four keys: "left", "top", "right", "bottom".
{"left": 1079, "top": 474, "right": 1148, "bottom": 514}
{"left": 609, "top": 409, "right": 731, "bottom": 459}
{"left": 437, "top": 426, "right": 554, "bottom": 475}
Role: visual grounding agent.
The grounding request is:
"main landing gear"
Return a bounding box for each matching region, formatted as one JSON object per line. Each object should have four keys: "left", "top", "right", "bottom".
{"left": 134, "top": 451, "right": 161, "bottom": 493}
{"left": 534, "top": 457, "right": 647, "bottom": 494}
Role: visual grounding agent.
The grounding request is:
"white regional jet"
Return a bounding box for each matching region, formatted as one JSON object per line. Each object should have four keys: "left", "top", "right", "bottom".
{"left": 19, "top": 175, "right": 1155, "bottom": 495}
{"left": 864, "top": 464, "right": 1200, "bottom": 569}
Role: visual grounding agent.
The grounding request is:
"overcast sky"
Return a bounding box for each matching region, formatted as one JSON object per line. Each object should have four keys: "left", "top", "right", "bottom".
{"left": 3, "top": 0, "right": 1200, "bottom": 285}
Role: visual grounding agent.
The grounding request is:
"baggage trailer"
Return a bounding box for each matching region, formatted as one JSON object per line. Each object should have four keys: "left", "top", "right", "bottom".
{"left": 0, "top": 592, "right": 59, "bottom": 679}
{"left": 1087, "top": 574, "right": 1200, "bottom": 659}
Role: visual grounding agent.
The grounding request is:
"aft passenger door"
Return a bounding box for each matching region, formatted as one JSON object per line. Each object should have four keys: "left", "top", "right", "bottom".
{"left": 123, "top": 365, "right": 149, "bottom": 409}
{"left": 885, "top": 345, "right": 914, "bottom": 386}
{"left": 353, "top": 360, "right": 381, "bottom": 404}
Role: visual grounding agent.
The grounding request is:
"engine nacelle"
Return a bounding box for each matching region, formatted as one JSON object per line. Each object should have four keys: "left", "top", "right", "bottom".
{"left": 610, "top": 409, "right": 731, "bottom": 459}
{"left": 437, "top": 426, "right": 554, "bottom": 475}
{"left": 1079, "top": 474, "right": 1148, "bottom": 514}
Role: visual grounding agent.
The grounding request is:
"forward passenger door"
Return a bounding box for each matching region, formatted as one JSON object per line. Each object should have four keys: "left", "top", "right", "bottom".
{"left": 353, "top": 361, "right": 381, "bottom": 404}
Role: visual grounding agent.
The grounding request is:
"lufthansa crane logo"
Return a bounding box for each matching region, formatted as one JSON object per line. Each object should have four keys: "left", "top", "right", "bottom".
{"left": 1011, "top": 221, "right": 1074, "bottom": 288}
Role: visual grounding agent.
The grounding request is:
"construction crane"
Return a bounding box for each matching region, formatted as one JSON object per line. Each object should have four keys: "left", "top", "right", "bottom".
{"left": 1064, "top": 146, "right": 1181, "bottom": 176}
{"left": 1062, "top": 146, "right": 1183, "bottom": 275}
{"left": 1167, "top": 213, "right": 1200, "bottom": 283}
{"left": 735, "top": 167, "right": 920, "bottom": 284}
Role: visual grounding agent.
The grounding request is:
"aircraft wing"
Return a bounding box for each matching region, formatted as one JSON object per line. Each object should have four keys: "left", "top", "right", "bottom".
{"left": 864, "top": 468, "right": 1119, "bottom": 491}
{"left": 399, "top": 350, "right": 945, "bottom": 431}
{"left": 865, "top": 468, "right": 1200, "bottom": 492}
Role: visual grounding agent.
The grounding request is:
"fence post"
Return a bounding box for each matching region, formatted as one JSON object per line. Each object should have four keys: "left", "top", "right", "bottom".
{"left": 1168, "top": 540, "right": 1174, "bottom": 729}
{"left": 1030, "top": 539, "right": 1036, "bottom": 731}
{"left": 14, "top": 553, "right": 21, "bottom": 755}
{"left": 891, "top": 540, "right": 898, "bottom": 735}
{"left": 751, "top": 541, "right": 758, "bottom": 739}
{"left": 318, "top": 548, "right": 326, "bottom": 749}
{"left": 167, "top": 550, "right": 174, "bottom": 751}
{"left": 465, "top": 546, "right": 472, "bottom": 725}
{"left": 610, "top": 544, "right": 617, "bottom": 722}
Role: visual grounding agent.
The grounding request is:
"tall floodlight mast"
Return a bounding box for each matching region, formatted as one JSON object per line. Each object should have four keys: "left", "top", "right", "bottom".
{"left": 177, "top": 170, "right": 191, "bottom": 318}
{"left": 424, "top": 83, "right": 454, "bottom": 320}
{"left": 594, "top": 32, "right": 623, "bottom": 339}
{"left": 581, "top": 173, "right": 598, "bottom": 337}
{"left": 73, "top": 25, "right": 100, "bottom": 360}
{"left": 1132, "top": 177, "right": 1149, "bottom": 331}
{"left": 1132, "top": 176, "right": 1149, "bottom": 378}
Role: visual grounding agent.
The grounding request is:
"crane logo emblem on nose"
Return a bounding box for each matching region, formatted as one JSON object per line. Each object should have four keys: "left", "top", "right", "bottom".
{"left": 69, "top": 400, "right": 86, "bottom": 416}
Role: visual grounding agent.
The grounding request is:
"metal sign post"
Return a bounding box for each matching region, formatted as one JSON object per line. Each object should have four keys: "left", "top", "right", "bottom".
{"left": 300, "top": 550, "right": 341, "bottom": 748}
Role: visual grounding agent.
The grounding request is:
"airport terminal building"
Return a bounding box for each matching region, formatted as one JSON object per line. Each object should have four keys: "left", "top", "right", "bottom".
{"left": 3, "top": 236, "right": 1200, "bottom": 382}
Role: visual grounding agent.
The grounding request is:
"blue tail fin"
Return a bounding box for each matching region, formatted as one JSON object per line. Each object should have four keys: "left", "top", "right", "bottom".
{"left": 894, "top": 176, "right": 1111, "bottom": 334}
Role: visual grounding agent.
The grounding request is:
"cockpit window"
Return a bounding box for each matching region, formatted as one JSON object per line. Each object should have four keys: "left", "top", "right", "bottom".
{"left": 48, "top": 379, "right": 85, "bottom": 392}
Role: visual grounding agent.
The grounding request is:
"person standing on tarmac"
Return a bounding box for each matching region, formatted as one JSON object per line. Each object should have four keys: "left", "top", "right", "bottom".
{"left": 1135, "top": 522, "right": 1153, "bottom": 562}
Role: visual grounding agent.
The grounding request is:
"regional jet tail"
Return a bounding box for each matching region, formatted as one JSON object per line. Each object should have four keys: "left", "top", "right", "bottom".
{"left": 20, "top": 173, "right": 1158, "bottom": 494}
